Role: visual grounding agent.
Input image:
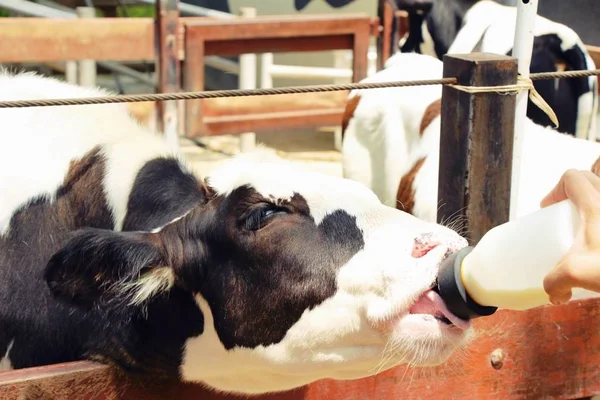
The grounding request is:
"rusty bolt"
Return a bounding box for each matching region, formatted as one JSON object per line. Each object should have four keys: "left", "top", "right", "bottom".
{"left": 490, "top": 348, "right": 505, "bottom": 370}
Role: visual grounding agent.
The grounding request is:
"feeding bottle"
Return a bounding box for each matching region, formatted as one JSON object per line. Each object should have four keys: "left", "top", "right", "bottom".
{"left": 436, "top": 199, "right": 600, "bottom": 320}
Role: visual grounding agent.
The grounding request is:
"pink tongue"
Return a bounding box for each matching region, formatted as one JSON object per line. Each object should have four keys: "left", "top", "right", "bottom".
{"left": 409, "top": 290, "right": 470, "bottom": 330}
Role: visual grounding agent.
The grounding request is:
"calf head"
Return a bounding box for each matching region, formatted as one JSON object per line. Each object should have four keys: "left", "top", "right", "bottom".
{"left": 44, "top": 155, "right": 471, "bottom": 394}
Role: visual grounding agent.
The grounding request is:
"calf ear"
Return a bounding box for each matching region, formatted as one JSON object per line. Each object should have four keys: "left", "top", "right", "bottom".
{"left": 44, "top": 228, "right": 174, "bottom": 309}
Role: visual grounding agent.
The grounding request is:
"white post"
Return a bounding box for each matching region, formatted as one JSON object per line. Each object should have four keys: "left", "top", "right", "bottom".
{"left": 260, "top": 52, "right": 274, "bottom": 89}
{"left": 332, "top": 50, "right": 349, "bottom": 152}
{"left": 65, "top": 61, "right": 78, "bottom": 84}
{"left": 509, "top": 0, "right": 538, "bottom": 221}
{"left": 238, "top": 7, "right": 257, "bottom": 153}
{"left": 76, "top": 7, "right": 97, "bottom": 88}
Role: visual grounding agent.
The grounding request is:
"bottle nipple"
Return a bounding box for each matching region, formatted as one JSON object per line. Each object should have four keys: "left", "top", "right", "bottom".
{"left": 435, "top": 246, "right": 498, "bottom": 320}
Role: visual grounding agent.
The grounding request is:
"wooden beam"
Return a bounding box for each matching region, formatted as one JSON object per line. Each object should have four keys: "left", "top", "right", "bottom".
{"left": 181, "top": 15, "right": 375, "bottom": 57}
{"left": 202, "top": 36, "right": 355, "bottom": 57}
{"left": 182, "top": 26, "right": 205, "bottom": 139}
{"left": 1, "top": 300, "right": 600, "bottom": 399}
{"left": 0, "top": 18, "right": 186, "bottom": 62}
{"left": 437, "top": 53, "right": 517, "bottom": 244}
{"left": 182, "top": 14, "right": 374, "bottom": 39}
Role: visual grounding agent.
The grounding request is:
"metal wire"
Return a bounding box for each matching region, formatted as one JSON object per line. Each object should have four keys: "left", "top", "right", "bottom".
{"left": 530, "top": 69, "right": 600, "bottom": 81}
{"left": 0, "top": 78, "right": 457, "bottom": 109}
{"left": 0, "top": 68, "right": 598, "bottom": 109}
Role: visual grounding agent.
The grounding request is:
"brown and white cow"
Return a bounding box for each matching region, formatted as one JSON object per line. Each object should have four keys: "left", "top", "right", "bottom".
{"left": 0, "top": 70, "right": 472, "bottom": 395}
{"left": 342, "top": 52, "right": 600, "bottom": 228}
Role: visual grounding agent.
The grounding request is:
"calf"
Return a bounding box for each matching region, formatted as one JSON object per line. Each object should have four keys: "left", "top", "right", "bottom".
{"left": 0, "top": 71, "right": 472, "bottom": 395}
{"left": 395, "top": 0, "right": 598, "bottom": 140}
{"left": 342, "top": 53, "right": 600, "bottom": 228}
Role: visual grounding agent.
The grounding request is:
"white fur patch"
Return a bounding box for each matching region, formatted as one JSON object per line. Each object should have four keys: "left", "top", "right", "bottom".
{"left": 120, "top": 267, "right": 175, "bottom": 306}
{"left": 0, "top": 70, "right": 186, "bottom": 235}
{"left": 207, "top": 152, "right": 382, "bottom": 225}
{"left": 342, "top": 53, "right": 444, "bottom": 208}
{"left": 448, "top": 1, "right": 580, "bottom": 55}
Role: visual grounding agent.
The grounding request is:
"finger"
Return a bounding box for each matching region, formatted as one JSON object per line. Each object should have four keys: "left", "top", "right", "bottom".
{"left": 543, "top": 251, "right": 600, "bottom": 299}
{"left": 579, "top": 170, "right": 600, "bottom": 193}
{"left": 540, "top": 170, "right": 600, "bottom": 217}
{"left": 549, "top": 291, "right": 572, "bottom": 306}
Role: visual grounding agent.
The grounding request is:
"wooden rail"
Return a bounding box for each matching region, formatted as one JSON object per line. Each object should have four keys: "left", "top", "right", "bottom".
{"left": 0, "top": 18, "right": 164, "bottom": 62}
{"left": 0, "top": 15, "right": 377, "bottom": 139}
{"left": 1, "top": 301, "right": 600, "bottom": 399}
{"left": 181, "top": 14, "right": 375, "bottom": 138}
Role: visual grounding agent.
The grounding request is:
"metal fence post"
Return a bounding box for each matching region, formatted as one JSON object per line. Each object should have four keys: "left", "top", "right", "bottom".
{"left": 437, "top": 53, "right": 518, "bottom": 245}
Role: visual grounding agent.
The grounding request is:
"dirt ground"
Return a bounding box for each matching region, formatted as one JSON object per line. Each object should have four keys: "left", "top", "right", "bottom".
{"left": 181, "top": 128, "right": 343, "bottom": 179}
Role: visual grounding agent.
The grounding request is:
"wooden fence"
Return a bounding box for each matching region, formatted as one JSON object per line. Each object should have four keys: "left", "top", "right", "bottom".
{"left": 0, "top": 13, "right": 377, "bottom": 140}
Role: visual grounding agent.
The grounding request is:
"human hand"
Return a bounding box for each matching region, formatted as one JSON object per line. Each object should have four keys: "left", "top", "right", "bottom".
{"left": 541, "top": 169, "right": 600, "bottom": 305}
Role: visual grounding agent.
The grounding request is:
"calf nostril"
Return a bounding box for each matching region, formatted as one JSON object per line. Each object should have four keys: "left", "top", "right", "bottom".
{"left": 412, "top": 234, "right": 440, "bottom": 258}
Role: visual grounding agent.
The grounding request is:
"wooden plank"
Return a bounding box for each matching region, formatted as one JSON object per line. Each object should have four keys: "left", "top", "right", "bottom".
{"left": 183, "top": 27, "right": 205, "bottom": 138}
{"left": 200, "top": 109, "right": 346, "bottom": 137}
{"left": 0, "top": 17, "right": 192, "bottom": 62}
{"left": 182, "top": 15, "right": 374, "bottom": 56}
{"left": 182, "top": 13, "right": 374, "bottom": 38}
{"left": 203, "top": 36, "right": 355, "bottom": 57}
{"left": 201, "top": 92, "right": 349, "bottom": 117}
{"left": 194, "top": 92, "right": 348, "bottom": 137}
{"left": 0, "top": 360, "right": 306, "bottom": 399}
{"left": 0, "top": 18, "right": 156, "bottom": 62}
{"left": 301, "top": 300, "right": 600, "bottom": 400}
{"left": 1, "top": 301, "right": 600, "bottom": 399}
{"left": 155, "top": 0, "right": 181, "bottom": 150}
{"left": 437, "top": 53, "right": 517, "bottom": 244}
{"left": 352, "top": 22, "right": 371, "bottom": 81}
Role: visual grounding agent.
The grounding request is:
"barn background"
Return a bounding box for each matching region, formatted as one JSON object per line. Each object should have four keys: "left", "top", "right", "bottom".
{"left": 1, "top": 0, "right": 599, "bottom": 178}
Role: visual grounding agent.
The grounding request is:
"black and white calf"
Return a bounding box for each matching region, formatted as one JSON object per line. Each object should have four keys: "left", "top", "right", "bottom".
{"left": 0, "top": 71, "right": 472, "bottom": 395}
{"left": 395, "top": 0, "right": 598, "bottom": 140}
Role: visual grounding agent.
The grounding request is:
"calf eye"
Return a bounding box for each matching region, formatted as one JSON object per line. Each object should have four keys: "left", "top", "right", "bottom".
{"left": 244, "top": 206, "right": 287, "bottom": 231}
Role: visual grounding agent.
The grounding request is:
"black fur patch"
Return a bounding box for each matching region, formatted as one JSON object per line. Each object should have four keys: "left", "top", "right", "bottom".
{"left": 189, "top": 188, "right": 366, "bottom": 349}
{"left": 0, "top": 150, "right": 205, "bottom": 377}
{"left": 509, "top": 34, "right": 592, "bottom": 136}
{"left": 122, "top": 158, "right": 206, "bottom": 231}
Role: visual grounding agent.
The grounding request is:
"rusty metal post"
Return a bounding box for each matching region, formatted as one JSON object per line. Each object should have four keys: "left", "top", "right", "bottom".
{"left": 238, "top": 7, "right": 257, "bottom": 153}
{"left": 155, "top": 0, "right": 180, "bottom": 152}
{"left": 437, "top": 53, "right": 518, "bottom": 244}
{"left": 376, "top": 0, "right": 394, "bottom": 71}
